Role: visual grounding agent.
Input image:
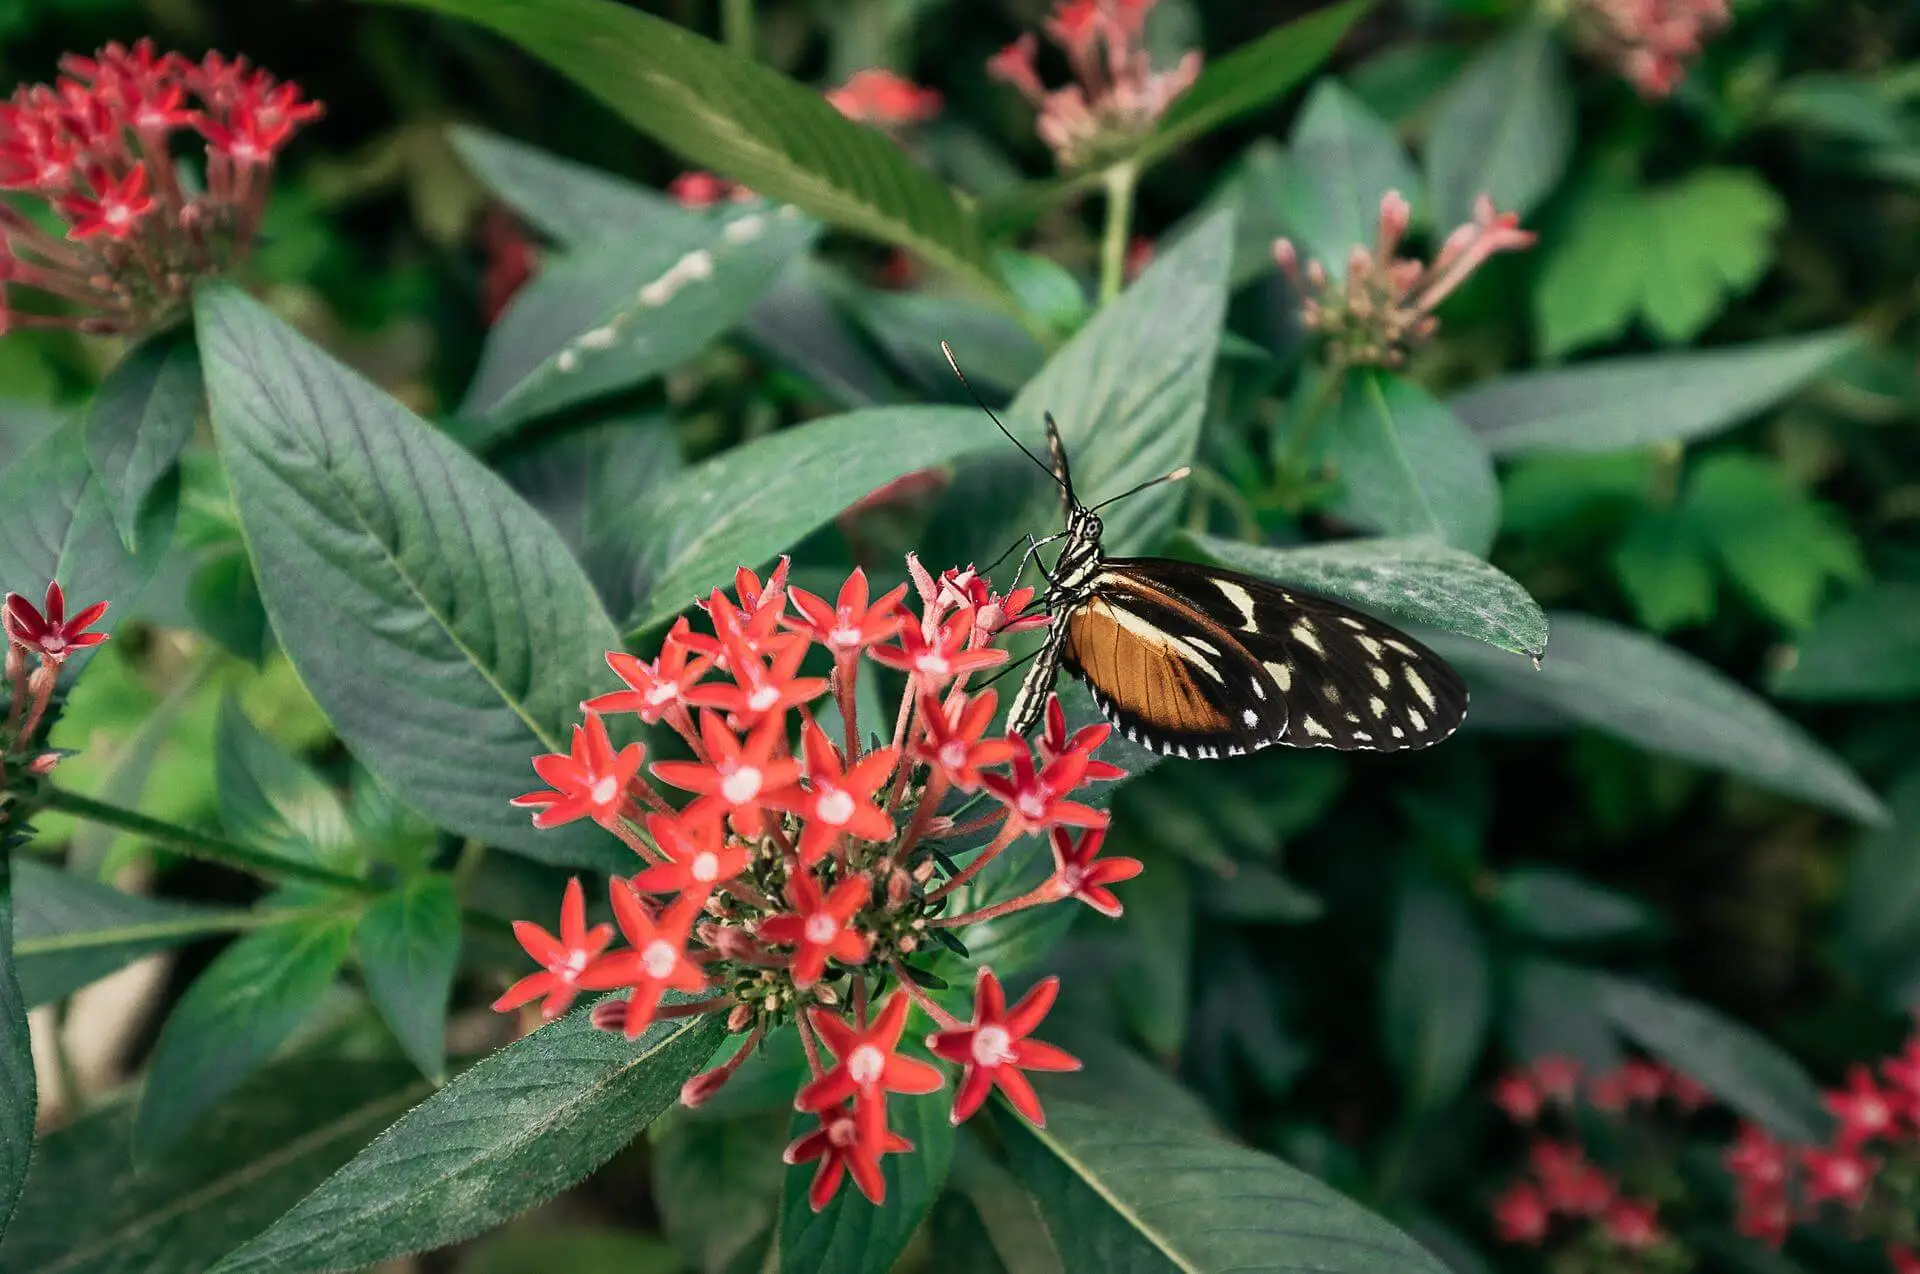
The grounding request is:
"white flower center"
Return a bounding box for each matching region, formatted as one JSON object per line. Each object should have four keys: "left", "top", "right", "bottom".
{"left": 41, "top": 634, "right": 67, "bottom": 654}
{"left": 1056, "top": 865, "right": 1085, "bottom": 893}
{"left": 827, "top": 1114, "right": 859, "bottom": 1147}
{"left": 691, "top": 851, "right": 721, "bottom": 883}
{"left": 804, "top": 912, "right": 839, "bottom": 944}
{"left": 939, "top": 741, "right": 968, "bottom": 771}
{"left": 590, "top": 776, "right": 619, "bottom": 806}
{"left": 1017, "top": 792, "right": 1047, "bottom": 820}
{"left": 106, "top": 204, "right": 132, "bottom": 226}
{"left": 848, "top": 1044, "right": 886, "bottom": 1085}
{"left": 721, "top": 766, "right": 762, "bottom": 805}
{"left": 748, "top": 685, "right": 780, "bottom": 712}
{"left": 830, "top": 625, "right": 862, "bottom": 649}
{"left": 815, "top": 788, "right": 855, "bottom": 826}
{"left": 645, "top": 683, "right": 678, "bottom": 706}
{"left": 558, "top": 948, "right": 589, "bottom": 981}
{"left": 970, "top": 1025, "right": 1016, "bottom": 1068}
{"left": 917, "top": 653, "right": 951, "bottom": 677}
{"left": 641, "top": 939, "right": 678, "bottom": 979}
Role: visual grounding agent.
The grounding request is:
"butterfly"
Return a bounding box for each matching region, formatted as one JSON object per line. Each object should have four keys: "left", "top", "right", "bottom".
{"left": 940, "top": 344, "right": 1470, "bottom": 759}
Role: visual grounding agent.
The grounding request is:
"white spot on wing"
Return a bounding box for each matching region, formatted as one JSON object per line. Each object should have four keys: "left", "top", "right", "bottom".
{"left": 1358, "top": 636, "right": 1384, "bottom": 658}
{"left": 1371, "top": 665, "right": 1391, "bottom": 689}
{"left": 1369, "top": 696, "right": 1387, "bottom": 717}
{"left": 1290, "top": 620, "right": 1324, "bottom": 655}
{"left": 1404, "top": 665, "right": 1438, "bottom": 710}
{"left": 1301, "top": 716, "right": 1332, "bottom": 739}
{"left": 1263, "top": 660, "right": 1293, "bottom": 691}
{"left": 1242, "top": 708, "right": 1259, "bottom": 727}
{"left": 1408, "top": 708, "right": 1427, "bottom": 731}
{"left": 1214, "top": 579, "right": 1259, "bottom": 631}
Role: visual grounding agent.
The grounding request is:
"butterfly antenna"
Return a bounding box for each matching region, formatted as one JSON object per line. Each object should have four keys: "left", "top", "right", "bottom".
{"left": 1089, "top": 466, "right": 1193, "bottom": 512}
{"left": 940, "top": 340, "right": 1069, "bottom": 494}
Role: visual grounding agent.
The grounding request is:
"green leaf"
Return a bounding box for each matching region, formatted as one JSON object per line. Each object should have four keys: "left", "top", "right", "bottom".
{"left": 1146, "top": 0, "right": 1374, "bottom": 168}
{"left": 1497, "top": 868, "right": 1656, "bottom": 945}
{"left": 84, "top": 326, "right": 202, "bottom": 552}
{"left": 1836, "top": 768, "right": 1920, "bottom": 1009}
{"left": 215, "top": 695, "right": 354, "bottom": 873}
{"left": 0, "top": 415, "right": 175, "bottom": 675}
{"left": 465, "top": 204, "right": 820, "bottom": 434}
{"left": 188, "top": 545, "right": 269, "bottom": 664}
{"left": 134, "top": 911, "right": 356, "bottom": 1159}
{"left": 1683, "top": 454, "right": 1864, "bottom": 630}
{"left": 1184, "top": 532, "right": 1548, "bottom": 656}
{"left": 356, "top": 876, "right": 460, "bottom": 1079}
{"left": 1448, "top": 330, "right": 1860, "bottom": 456}
{"left": 1610, "top": 509, "right": 1716, "bottom": 633}
{"left": 1109, "top": 845, "right": 1191, "bottom": 1060}
{"left": 614, "top": 406, "right": 1006, "bottom": 636}
{"left": 778, "top": 1089, "right": 954, "bottom": 1274}
{"left": 210, "top": 1002, "right": 726, "bottom": 1273}
{"left": 997, "top": 1100, "right": 1448, "bottom": 1273}
{"left": 1281, "top": 79, "right": 1421, "bottom": 274}
{"left": 450, "top": 125, "right": 675, "bottom": 247}
{"left": 10, "top": 859, "right": 238, "bottom": 1007}
{"left": 1382, "top": 872, "right": 1490, "bottom": 1113}
{"left": 848, "top": 288, "right": 1045, "bottom": 401}
{"left": 464, "top": 1225, "right": 685, "bottom": 1274}
{"left": 1438, "top": 613, "right": 1885, "bottom": 823}
{"left": 1323, "top": 369, "right": 1499, "bottom": 555}
{"left": 1773, "top": 582, "right": 1920, "bottom": 701}
{"left": 382, "top": 0, "right": 998, "bottom": 294}
{"left": 194, "top": 284, "right": 625, "bottom": 866}
{"left": 1505, "top": 958, "right": 1623, "bottom": 1071}
{"left": 0, "top": 1059, "right": 428, "bottom": 1274}
{"left": 1536, "top": 171, "right": 1787, "bottom": 356}
{"left": 651, "top": 1112, "right": 789, "bottom": 1274}
{"left": 1423, "top": 21, "right": 1573, "bottom": 227}
{"left": 1597, "top": 977, "right": 1831, "bottom": 1144}
{"left": 0, "top": 857, "right": 32, "bottom": 1243}
{"left": 739, "top": 260, "right": 906, "bottom": 410}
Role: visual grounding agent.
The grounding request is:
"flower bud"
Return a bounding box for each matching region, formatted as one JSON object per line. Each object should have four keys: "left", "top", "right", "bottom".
{"left": 589, "top": 999, "right": 630, "bottom": 1034}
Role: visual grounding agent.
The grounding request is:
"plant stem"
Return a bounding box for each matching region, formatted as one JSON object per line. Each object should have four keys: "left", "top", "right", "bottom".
{"left": 1278, "top": 359, "right": 1349, "bottom": 479}
{"left": 722, "top": 0, "right": 754, "bottom": 58}
{"left": 1098, "top": 161, "right": 1139, "bottom": 306}
{"left": 41, "top": 787, "right": 374, "bottom": 894}
{"left": 12, "top": 908, "right": 308, "bottom": 956}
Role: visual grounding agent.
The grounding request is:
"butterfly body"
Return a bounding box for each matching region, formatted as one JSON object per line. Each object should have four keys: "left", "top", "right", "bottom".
{"left": 1006, "top": 414, "right": 1469, "bottom": 758}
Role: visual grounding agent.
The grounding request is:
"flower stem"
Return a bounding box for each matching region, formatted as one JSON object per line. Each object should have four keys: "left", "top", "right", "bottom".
{"left": 1097, "top": 161, "right": 1138, "bottom": 306}
{"left": 1278, "top": 357, "right": 1349, "bottom": 481}
{"left": 926, "top": 820, "right": 1022, "bottom": 904}
{"left": 932, "top": 883, "right": 1054, "bottom": 929}
{"left": 722, "top": 0, "right": 755, "bottom": 58}
{"left": 890, "top": 960, "right": 962, "bottom": 1029}
{"left": 41, "top": 787, "right": 374, "bottom": 894}
{"left": 11, "top": 907, "right": 311, "bottom": 956}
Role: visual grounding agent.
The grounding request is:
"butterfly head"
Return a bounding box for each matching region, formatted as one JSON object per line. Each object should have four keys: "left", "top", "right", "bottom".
{"left": 1048, "top": 503, "right": 1105, "bottom": 598}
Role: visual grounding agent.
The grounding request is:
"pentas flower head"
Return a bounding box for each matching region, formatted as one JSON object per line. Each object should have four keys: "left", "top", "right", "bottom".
{"left": 1492, "top": 1182, "right": 1551, "bottom": 1245}
{"left": 1274, "top": 190, "right": 1535, "bottom": 370}
{"left": 3, "top": 582, "right": 108, "bottom": 664}
{"left": 492, "top": 878, "right": 617, "bottom": 1020}
{"left": 988, "top": 0, "right": 1201, "bottom": 170}
{"left": 1037, "top": 695, "right": 1125, "bottom": 781}
{"left": 1567, "top": 0, "right": 1729, "bottom": 98}
{"left": 825, "top": 70, "right": 942, "bottom": 128}
{"left": 0, "top": 41, "right": 320, "bottom": 336}
{"left": 1825, "top": 1064, "right": 1900, "bottom": 1147}
{"left": 1600, "top": 1198, "right": 1665, "bottom": 1251}
{"left": 493, "top": 555, "right": 1136, "bottom": 1212}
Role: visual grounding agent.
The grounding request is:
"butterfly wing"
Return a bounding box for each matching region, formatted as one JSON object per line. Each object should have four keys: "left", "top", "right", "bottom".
{"left": 1043, "top": 412, "right": 1075, "bottom": 521}
{"left": 1077, "top": 558, "right": 1469, "bottom": 753}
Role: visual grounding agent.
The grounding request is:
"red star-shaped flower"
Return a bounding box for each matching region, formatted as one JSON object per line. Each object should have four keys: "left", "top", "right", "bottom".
{"left": 825, "top": 69, "right": 943, "bottom": 127}
{"left": 786, "top": 568, "right": 909, "bottom": 657}
{"left": 586, "top": 619, "right": 713, "bottom": 723}
{"left": 766, "top": 715, "right": 898, "bottom": 865}
{"left": 1491, "top": 1070, "right": 1542, "bottom": 1123}
{"left": 57, "top": 162, "right": 154, "bottom": 239}
{"left": 796, "top": 993, "right": 945, "bottom": 1130}
{"left": 1889, "top": 1245, "right": 1920, "bottom": 1274}
{"left": 1491, "top": 1182, "right": 1550, "bottom": 1246}
{"left": 630, "top": 812, "right": 750, "bottom": 901}
{"left": 491, "top": 877, "right": 616, "bottom": 1020}
{"left": 980, "top": 746, "right": 1106, "bottom": 835}
{"left": 1724, "top": 1123, "right": 1790, "bottom": 1190}
{"left": 1802, "top": 1144, "right": 1878, "bottom": 1209}
{"left": 1036, "top": 694, "right": 1126, "bottom": 781}
{"left": 1043, "top": 825, "right": 1142, "bottom": 917}
{"left": 1879, "top": 1034, "right": 1920, "bottom": 1121}
{"left": 783, "top": 1101, "right": 913, "bottom": 1211}
{"left": 685, "top": 559, "right": 791, "bottom": 665}
{"left": 586, "top": 883, "right": 709, "bottom": 1038}
{"left": 651, "top": 711, "right": 802, "bottom": 837}
{"left": 3, "top": 582, "right": 109, "bottom": 663}
{"left": 511, "top": 713, "right": 644, "bottom": 830}
{"left": 927, "top": 967, "right": 1080, "bottom": 1127}
{"left": 1824, "top": 1064, "right": 1898, "bottom": 1147}
{"left": 870, "top": 611, "right": 1008, "bottom": 686}
{"left": 757, "top": 868, "right": 871, "bottom": 987}
{"left": 1601, "top": 1199, "right": 1664, "bottom": 1252}
{"left": 684, "top": 629, "right": 826, "bottom": 727}
{"left": 913, "top": 688, "right": 1020, "bottom": 791}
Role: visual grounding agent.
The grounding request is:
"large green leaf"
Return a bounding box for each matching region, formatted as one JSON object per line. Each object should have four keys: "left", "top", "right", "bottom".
{"left": 1439, "top": 613, "right": 1884, "bottom": 823}
{"left": 997, "top": 1100, "right": 1448, "bottom": 1273}
{"left": 10, "top": 859, "right": 239, "bottom": 1007}
{"left": 1773, "top": 582, "right": 1920, "bottom": 701}
{"left": 1280, "top": 79, "right": 1421, "bottom": 274}
{"left": 0, "top": 414, "right": 175, "bottom": 675}
{"left": 450, "top": 125, "right": 676, "bottom": 247}
{"left": 1323, "top": 369, "right": 1499, "bottom": 556}
{"left": 0, "top": 1059, "right": 427, "bottom": 1274}
{"left": 210, "top": 1002, "right": 725, "bottom": 1273}
{"left": 465, "top": 204, "right": 820, "bottom": 433}
{"left": 1448, "top": 330, "right": 1860, "bottom": 456}
{"left": 0, "top": 856, "right": 32, "bottom": 1244}
{"left": 1598, "top": 977, "right": 1831, "bottom": 1144}
{"left": 1382, "top": 872, "right": 1491, "bottom": 1114}
{"left": 614, "top": 406, "right": 1005, "bottom": 636}
{"left": 1184, "top": 533, "right": 1548, "bottom": 657}
{"left": 778, "top": 1088, "right": 954, "bottom": 1274}
{"left": 1423, "top": 21, "right": 1573, "bottom": 227}
{"left": 1836, "top": 768, "right": 1920, "bottom": 1009}
{"left": 194, "top": 284, "right": 625, "bottom": 865}
{"left": 383, "top": 0, "right": 997, "bottom": 294}
{"left": 1497, "top": 868, "right": 1657, "bottom": 946}
{"left": 134, "top": 910, "right": 357, "bottom": 1159}
{"left": 651, "top": 1112, "right": 789, "bottom": 1274}
{"left": 84, "top": 326, "right": 202, "bottom": 551}
{"left": 214, "top": 695, "right": 355, "bottom": 874}
{"left": 356, "top": 875, "right": 461, "bottom": 1080}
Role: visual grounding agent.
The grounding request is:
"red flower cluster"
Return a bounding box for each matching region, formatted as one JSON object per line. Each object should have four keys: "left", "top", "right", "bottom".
{"left": 1568, "top": 0, "right": 1730, "bottom": 98}
{"left": 1273, "top": 190, "right": 1536, "bottom": 370}
{"left": 496, "top": 555, "right": 1142, "bottom": 1210}
{"left": 0, "top": 41, "right": 320, "bottom": 336}
{"left": 1487, "top": 1055, "right": 1699, "bottom": 1267}
{"left": 1724, "top": 1021, "right": 1920, "bottom": 1262}
{"left": 476, "top": 207, "right": 539, "bottom": 325}
{"left": 2, "top": 581, "right": 111, "bottom": 784}
{"left": 988, "top": 0, "right": 1201, "bottom": 170}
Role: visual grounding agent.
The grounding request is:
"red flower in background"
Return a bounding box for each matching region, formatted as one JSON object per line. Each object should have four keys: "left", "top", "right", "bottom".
{"left": 926, "top": 968, "right": 1080, "bottom": 1126}
{"left": 1824, "top": 1064, "right": 1900, "bottom": 1146}
{"left": 1492, "top": 1183, "right": 1551, "bottom": 1245}
{"left": 669, "top": 169, "right": 754, "bottom": 208}
{"left": 477, "top": 206, "right": 539, "bottom": 323}
{"left": 3, "top": 582, "right": 108, "bottom": 664}
{"left": 1802, "top": 1144, "right": 1878, "bottom": 1210}
{"left": 1601, "top": 1198, "right": 1664, "bottom": 1251}
{"left": 825, "top": 69, "right": 941, "bottom": 127}
{"left": 491, "top": 878, "right": 617, "bottom": 1020}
